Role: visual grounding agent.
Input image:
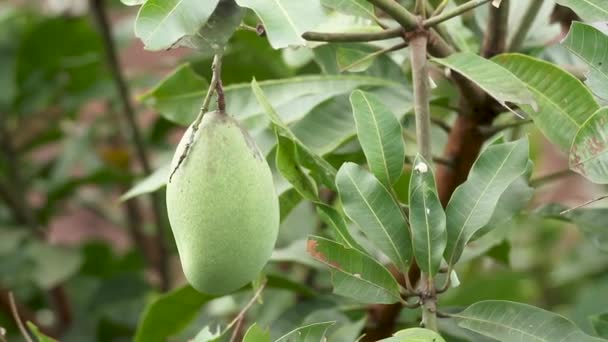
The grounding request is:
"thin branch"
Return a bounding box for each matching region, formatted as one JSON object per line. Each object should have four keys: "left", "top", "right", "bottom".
{"left": 529, "top": 169, "right": 573, "bottom": 187}
{"left": 479, "top": 118, "right": 533, "bottom": 136}
{"left": 432, "top": 0, "right": 449, "bottom": 16}
{"left": 302, "top": 27, "right": 403, "bottom": 42}
{"left": 430, "top": 116, "right": 451, "bottom": 134}
{"left": 482, "top": 0, "right": 510, "bottom": 57}
{"left": 508, "top": 0, "right": 544, "bottom": 51}
{"left": 560, "top": 194, "right": 608, "bottom": 215}
{"left": 424, "top": 0, "right": 493, "bottom": 28}
{"left": 340, "top": 41, "right": 408, "bottom": 72}
{"left": 90, "top": 0, "right": 170, "bottom": 291}
{"left": 226, "top": 281, "right": 267, "bottom": 342}
{"left": 8, "top": 293, "right": 33, "bottom": 342}
{"left": 410, "top": 32, "right": 432, "bottom": 161}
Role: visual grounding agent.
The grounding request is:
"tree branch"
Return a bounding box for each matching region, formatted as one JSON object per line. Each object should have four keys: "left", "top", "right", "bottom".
{"left": 509, "top": 0, "right": 544, "bottom": 51}
{"left": 411, "top": 33, "right": 433, "bottom": 162}
{"left": 424, "top": 0, "right": 493, "bottom": 28}
{"left": 302, "top": 27, "right": 403, "bottom": 42}
{"left": 482, "top": 0, "right": 510, "bottom": 57}
{"left": 89, "top": 0, "right": 170, "bottom": 291}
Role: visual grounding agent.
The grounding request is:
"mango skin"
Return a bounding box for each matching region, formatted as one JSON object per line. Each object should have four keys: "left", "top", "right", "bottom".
{"left": 166, "top": 111, "right": 279, "bottom": 295}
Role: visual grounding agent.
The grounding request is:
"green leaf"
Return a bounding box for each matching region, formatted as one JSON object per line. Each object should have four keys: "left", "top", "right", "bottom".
{"left": 591, "top": 313, "right": 608, "bottom": 338}
{"left": 453, "top": 300, "right": 606, "bottom": 342}
{"left": 178, "top": 0, "right": 244, "bottom": 52}
{"left": 141, "top": 63, "right": 208, "bottom": 125}
{"left": 242, "top": 323, "right": 271, "bottom": 342}
{"left": 276, "top": 135, "right": 319, "bottom": 201}
{"left": 350, "top": 90, "right": 405, "bottom": 187}
{"left": 431, "top": 52, "right": 536, "bottom": 114}
{"left": 316, "top": 204, "right": 366, "bottom": 252}
{"left": 337, "top": 47, "right": 377, "bottom": 73}
{"left": 235, "top": 0, "right": 325, "bottom": 49}
{"left": 555, "top": 0, "right": 608, "bottom": 22}
{"left": 121, "top": 163, "right": 170, "bottom": 201}
{"left": 562, "top": 22, "right": 608, "bottom": 104}
{"left": 279, "top": 187, "right": 303, "bottom": 221}
{"left": 336, "top": 162, "right": 412, "bottom": 270}
{"left": 308, "top": 236, "right": 401, "bottom": 304}
{"left": 135, "top": 285, "right": 217, "bottom": 342}
{"left": 251, "top": 79, "right": 337, "bottom": 189}
{"left": 378, "top": 327, "right": 446, "bottom": 342}
{"left": 275, "top": 321, "right": 335, "bottom": 342}
{"left": 192, "top": 326, "right": 222, "bottom": 342}
{"left": 570, "top": 107, "right": 608, "bottom": 184}
{"left": 444, "top": 138, "right": 530, "bottom": 266}
{"left": 26, "top": 322, "right": 58, "bottom": 342}
{"left": 26, "top": 241, "right": 82, "bottom": 289}
{"left": 134, "top": 0, "right": 220, "bottom": 50}
{"left": 121, "top": 0, "right": 145, "bottom": 5}
{"left": 320, "top": 0, "right": 376, "bottom": 19}
{"left": 408, "top": 155, "right": 446, "bottom": 277}
{"left": 493, "top": 53, "right": 599, "bottom": 150}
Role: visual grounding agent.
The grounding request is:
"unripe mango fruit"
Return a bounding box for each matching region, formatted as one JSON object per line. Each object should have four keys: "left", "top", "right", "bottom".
{"left": 166, "top": 111, "right": 279, "bottom": 295}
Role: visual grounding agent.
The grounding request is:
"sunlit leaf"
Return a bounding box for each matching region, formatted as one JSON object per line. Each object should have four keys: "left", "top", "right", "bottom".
{"left": 26, "top": 322, "right": 57, "bottom": 342}
{"left": 235, "top": 0, "right": 325, "bottom": 49}
{"left": 570, "top": 107, "right": 608, "bottom": 184}
{"left": 242, "top": 323, "right": 271, "bottom": 342}
{"left": 444, "top": 138, "right": 530, "bottom": 266}
{"left": 121, "top": 163, "right": 170, "bottom": 201}
{"left": 493, "top": 53, "right": 599, "bottom": 150}
{"left": 350, "top": 90, "right": 405, "bottom": 187}
{"left": 555, "top": 0, "right": 608, "bottom": 22}
{"left": 454, "top": 300, "right": 606, "bottom": 342}
{"left": 275, "top": 321, "right": 335, "bottom": 342}
{"left": 378, "top": 327, "right": 446, "bottom": 341}
{"left": 307, "top": 236, "right": 401, "bottom": 304}
{"left": 321, "top": 0, "right": 376, "bottom": 20}
{"left": 409, "top": 155, "right": 446, "bottom": 277}
{"left": 336, "top": 162, "right": 412, "bottom": 270}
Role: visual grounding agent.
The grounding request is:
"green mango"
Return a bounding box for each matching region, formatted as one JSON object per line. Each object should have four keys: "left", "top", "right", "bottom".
{"left": 166, "top": 111, "right": 279, "bottom": 295}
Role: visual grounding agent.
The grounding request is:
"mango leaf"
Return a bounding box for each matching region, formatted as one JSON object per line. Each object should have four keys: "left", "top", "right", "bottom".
{"left": 431, "top": 52, "right": 536, "bottom": 114}
{"left": 192, "top": 326, "right": 222, "bottom": 342}
{"left": 135, "top": 285, "right": 217, "bottom": 342}
{"left": 178, "top": 0, "right": 244, "bottom": 52}
{"left": 121, "top": 0, "right": 144, "bottom": 5}
{"left": 570, "top": 107, "right": 608, "bottom": 184}
{"left": 316, "top": 204, "right": 366, "bottom": 252}
{"left": 134, "top": 0, "right": 220, "bottom": 50}
{"left": 121, "top": 163, "right": 170, "bottom": 201}
{"left": 26, "top": 322, "right": 57, "bottom": 342}
{"left": 26, "top": 241, "right": 82, "bottom": 289}
{"left": 350, "top": 90, "right": 405, "bottom": 187}
{"left": 493, "top": 53, "right": 599, "bottom": 150}
{"left": 453, "top": 300, "right": 606, "bottom": 342}
{"left": 235, "top": 0, "right": 325, "bottom": 49}
{"left": 307, "top": 236, "right": 402, "bottom": 304}
{"left": 591, "top": 313, "right": 608, "bottom": 338}
{"left": 251, "top": 79, "right": 337, "bottom": 189}
{"left": 555, "top": 0, "right": 608, "bottom": 22}
{"left": 275, "top": 321, "right": 335, "bottom": 342}
{"left": 276, "top": 135, "right": 319, "bottom": 201}
{"left": 409, "top": 155, "right": 446, "bottom": 277}
{"left": 444, "top": 138, "right": 530, "bottom": 267}
{"left": 336, "top": 162, "right": 412, "bottom": 270}
{"left": 378, "top": 327, "right": 446, "bottom": 342}
{"left": 337, "top": 47, "right": 377, "bottom": 72}
{"left": 320, "top": 0, "right": 376, "bottom": 20}
{"left": 279, "top": 187, "right": 303, "bottom": 221}
{"left": 562, "top": 22, "right": 608, "bottom": 103}
{"left": 243, "top": 323, "right": 271, "bottom": 342}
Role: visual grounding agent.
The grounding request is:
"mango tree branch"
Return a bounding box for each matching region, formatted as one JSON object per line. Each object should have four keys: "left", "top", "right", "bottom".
{"left": 89, "top": 0, "right": 170, "bottom": 291}
{"left": 482, "top": 0, "right": 510, "bottom": 57}
{"left": 509, "top": 0, "right": 544, "bottom": 51}
{"left": 302, "top": 27, "right": 404, "bottom": 42}
{"left": 424, "top": 0, "right": 493, "bottom": 28}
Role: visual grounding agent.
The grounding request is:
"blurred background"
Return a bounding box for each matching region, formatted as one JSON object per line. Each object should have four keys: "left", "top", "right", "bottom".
{"left": 0, "top": 1, "right": 607, "bottom": 341}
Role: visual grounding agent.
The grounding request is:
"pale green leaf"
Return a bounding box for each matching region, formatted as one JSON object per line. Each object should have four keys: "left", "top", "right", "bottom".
{"left": 275, "top": 321, "right": 335, "bottom": 342}
{"left": 493, "top": 53, "right": 599, "bottom": 150}
{"left": 409, "top": 155, "right": 446, "bottom": 277}
{"left": 307, "top": 236, "right": 402, "bottom": 304}
{"left": 235, "top": 0, "right": 325, "bottom": 49}
{"left": 321, "top": 0, "right": 376, "bottom": 19}
{"left": 377, "top": 327, "right": 446, "bottom": 342}
{"left": 570, "top": 107, "right": 608, "bottom": 184}
{"left": 26, "top": 322, "right": 58, "bottom": 342}
{"left": 193, "top": 326, "right": 222, "bottom": 342}
{"left": 454, "top": 300, "right": 606, "bottom": 342}
{"left": 316, "top": 204, "right": 366, "bottom": 252}
{"left": 26, "top": 241, "right": 82, "bottom": 289}
{"left": 140, "top": 63, "right": 208, "bottom": 125}
{"left": 555, "top": 0, "right": 608, "bottom": 22}
{"left": 444, "top": 138, "right": 530, "bottom": 266}
{"left": 337, "top": 47, "right": 377, "bottom": 72}
{"left": 121, "top": 163, "right": 170, "bottom": 201}
{"left": 431, "top": 52, "right": 536, "bottom": 114}
{"left": 562, "top": 22, "right": 608, "bottom": 102}
{"left": 134, "top": 0, "right": 220, "bottom": 50}
{"left": 135, "top": 285, "right": 217, "bottom": 342}
{"left": 276, "top": 135, "right": 319, "bottom": 201}
{"left": 591, "top": 313, "right": 608, "bottom": 338}
{"left": 243, "top": 323, "right": 271, "bottom": 342}
{"left": 336, "top": 162, "right": 412, "bottom": 270}
{"left": 121, "top": 0, "right": 145, "bottom": 5}
{"left": 350, "top": 90, "right": 405, "bottom": 187}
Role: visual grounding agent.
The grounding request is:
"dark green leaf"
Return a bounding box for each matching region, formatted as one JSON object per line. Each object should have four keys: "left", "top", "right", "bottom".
{"left": 591, "top": 313, "right": 608, "bottom": 338}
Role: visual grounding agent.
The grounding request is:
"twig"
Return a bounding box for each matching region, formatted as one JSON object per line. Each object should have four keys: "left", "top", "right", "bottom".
{"left": 479, "top": 118, "right": 533, "bottom": 136}
{"left": 431, "top": 116, "right": 451, "bottom": 134}
{"left": 302, "top": 28, "right": 403, "bottom": 42}
{"left": 560, "top": 194, "right": 608, "bottom": 215}
{"left": 8, "top": 293, "right": 33, "bottom": 342}
{"left": 482, "top": 0, "right": 509, "bottom": 57}
{"left": 168, "top": 54, "right": 223, "bottom": 182}
{"left": 432, "top": 0, "right": 449, "bottom": 16}
{"left": 529, "top": 169, "right": 573, "bottom": 187}
{"left": 424, "top": 0, "right": 493, "bottom": 28}
{"left": 508, "top": 0, "right": 544, "bottom": 51}
{"left": 90, "top": 0, "right": 170, "bottom": 291}
{"left": 227, "top": 281, "right": 267, "bottom": 342}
